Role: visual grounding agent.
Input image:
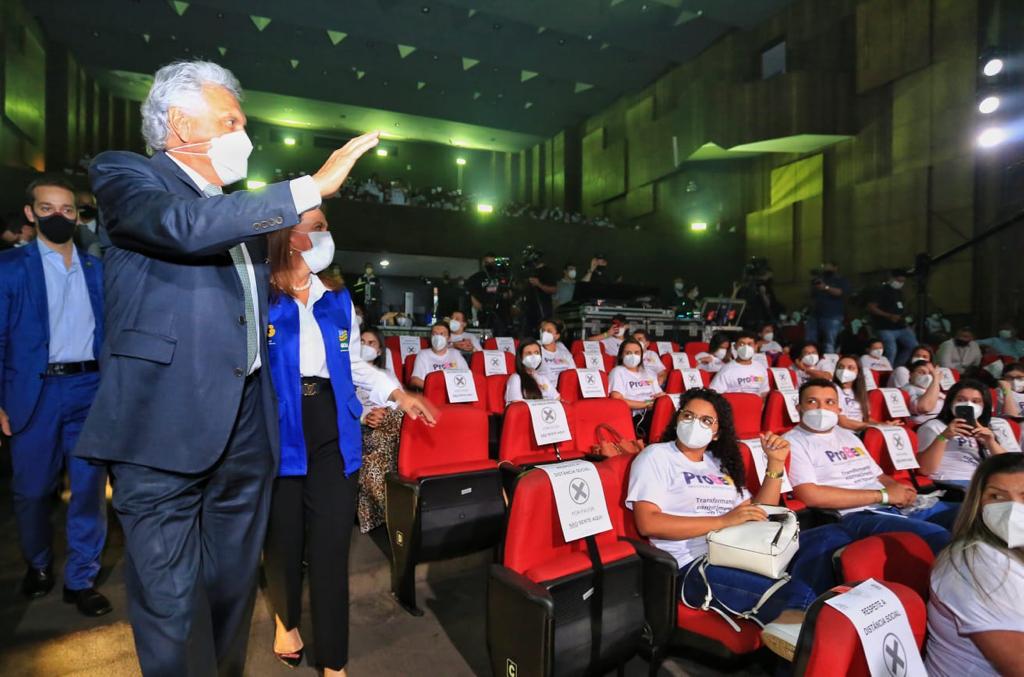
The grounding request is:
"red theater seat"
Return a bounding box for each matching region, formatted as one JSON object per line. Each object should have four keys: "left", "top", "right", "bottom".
{"left": 570, "top": 398, "right": 636, "bottom": 454}
{"left": 836, "top": 533, "right": 935, "bottom": 602}
{"left": 403, "top": 354, "right": 417, "bottom": 387}
{"left": 722, "top": 392, "right": 765, "bottom": 439}
{"left": 421, "top": 370, "right": 488, "bottom": 411}
{"left": 868, "top": 389, "right": 913, "bottom": 424}
{"left": 762, "top": 391, "right": 798, "bottom": 434}
{"left": 648, "top": 395, "right": 678, "bottom": 444}
{"left": 469, "top": 350, "right": 515, "bottom": 377}
{"left": 483, "top": 337, "right": 520, "bottom": 353}
{"left": 861, "top": 427, "right": 933, "bottom": 491}
{"left": 776, "top": 353, "right": 794, "bottom": 368}
{"left": 557, "top": 368, "right": 609, "bottom": 404}
{"left": 498, "top": 401, "right": 583, "bottom": 467}
{"left": 871, "top": 369, "right": 892, "bottom": 388}
{"left": 386, "top": 406, "right": 505, "bottom": 614}
{"left": 767, "top": 368, "right": 797, "bottom": 390}
{"left": 684, "top": 341, "right": 710, "bottom": 364}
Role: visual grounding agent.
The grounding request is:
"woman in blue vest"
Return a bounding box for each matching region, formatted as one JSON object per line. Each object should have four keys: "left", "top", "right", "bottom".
{"left": 263, "top": 208, "right": 435, "bottom": 675}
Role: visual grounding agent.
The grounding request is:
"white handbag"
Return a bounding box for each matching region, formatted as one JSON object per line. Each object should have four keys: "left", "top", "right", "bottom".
{"left": 706, "top": 504, "right": 800, "bottom": 579}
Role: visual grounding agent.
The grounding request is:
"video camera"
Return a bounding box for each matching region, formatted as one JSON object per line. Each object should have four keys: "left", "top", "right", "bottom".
{"left": 743, "top": 256, "right": 772, "bottom": 280}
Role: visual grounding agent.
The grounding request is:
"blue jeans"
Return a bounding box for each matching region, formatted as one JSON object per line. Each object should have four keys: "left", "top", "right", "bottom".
{"left": 679, "top": 524, "right": 850, "bottom": 624}
{"left": 837, "top": 503, "right": 957, "bottom": 554}
{"left": 805, "top": 316, "right": 843, "bottom": 354}
{"left": 877, "top": 327, "right": 918, "bottom": 368}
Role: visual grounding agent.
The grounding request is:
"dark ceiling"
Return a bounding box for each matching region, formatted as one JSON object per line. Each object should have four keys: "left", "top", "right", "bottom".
{"left": 27, "top": 0, "right": 795, "bottom": 143}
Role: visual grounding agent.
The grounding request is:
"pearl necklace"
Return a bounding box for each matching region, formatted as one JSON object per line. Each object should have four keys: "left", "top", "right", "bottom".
{"left": 291, "top": 275, "right": 312, "bottom": 292}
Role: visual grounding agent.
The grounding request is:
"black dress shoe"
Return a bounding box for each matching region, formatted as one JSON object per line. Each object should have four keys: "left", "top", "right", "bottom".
{"left": 21, "top": 566, "right": 55, "bottom": 599}
{"left": 62, "top": 586, "right": 113, "bottom": 617}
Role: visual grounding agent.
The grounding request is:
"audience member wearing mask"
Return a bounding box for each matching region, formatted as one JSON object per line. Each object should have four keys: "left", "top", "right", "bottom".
{"left": 354, "top": 329, "right": 404, "bottom": 534}
{"left": 860, "top": 339, "right": 893, "bottom": 372}
{"left": 587, "top": 314, "right": 629, "bottom": 357}
{"left": 695, "top": 332, "right": 732, "bottom": 373}
{"left": 977, "top": 321, "right": 1024, "bottom": 359}
{"left": 867, "top": 270, "right": 917, "bottom": 367}
{"left": 536, "top": 319, "right": 574, "bottom": 380}
{"left": 0, "top": 212, "right": 36, "bottom": 249}
{"left": 709, "top": 332, "right": 770, "bottom": 397}
{"left": 890, "top": 345, "right": 935, "bottom": 389}
{"left": 505, "top": 340, "right": 560, "bottom": 405}
{"left": 805, "top": 261, "right": 849, "bottom": 354}
{"left": 937, "top": 327, "right": 983, "bottom": 372}
{"left": 757, "top": 323, "right": 783, "bottom": 356}
{"left": 73, "top": 190, "right": 103, "bottom": 258}
{"left": 925, "top": 454, "right": 1024, "bottom": 677}
{"left": 998, "top": 362, "right": 1024, "bottom": 418}
{"left": 833, "top": 357, "right": 889, "bottom": 432}
{"left": 785, "top": 379, "right": 957, "bottom": 553}
{"left": 409, "top": 322, "right": 469, "bottom": 390}
{"left": 632, "top": 329, "right": 667, "bottom": 386}
{"left": 553, "top": 263, "right": 576, "bottom": 308}
{"left": 0, "top": 176, "right": 110, "bottom": 616}
{"left": 916, "top": 381, "right": 1010, "bottom": 488}
{"left": 664, "top": 276, "right": 688, "bottom": 308}
{"left": 902, "top": 360, "right": 945, "bottom": 425}
{"left": 627, "top": 389, "right": 847, "bottom": 661}
{"left": 609, "top": 338, "right": 666, "bottom": 438}
{"left": 792, "top": 341, "right": 833, "bottom": 385}
{"left": 263, "top": 208, "right": 435, "bottom": 673}
{"left": 447, "top": 310, "right": 482, "bottom": 354}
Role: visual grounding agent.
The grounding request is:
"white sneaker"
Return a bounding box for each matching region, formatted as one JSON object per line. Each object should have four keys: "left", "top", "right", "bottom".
{"left": 761, "top": 621, "right": 802, "bottom": 662}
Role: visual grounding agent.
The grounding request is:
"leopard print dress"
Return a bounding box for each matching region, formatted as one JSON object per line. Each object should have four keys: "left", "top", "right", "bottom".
{"left": 357, "top": 408, "right": 404, "bottom": 533}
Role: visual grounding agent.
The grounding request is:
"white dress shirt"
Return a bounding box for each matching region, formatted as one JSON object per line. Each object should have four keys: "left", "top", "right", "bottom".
{"left": 167, "top": 155, "right": 320, "bottom": 374}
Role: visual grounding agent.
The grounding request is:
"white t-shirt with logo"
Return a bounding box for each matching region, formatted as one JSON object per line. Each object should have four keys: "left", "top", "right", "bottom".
{"left": 694, "top": 353, "right": 725, "bottom": 373}
{"left": 916, "top": 418, "right": 985, "bottom": 481}
{"left": 903, "top": 384, "right": 945, "bottom": 425}
{"left": 601, "top": 335, "right": 625, "bottom": 357}
{"left": 837, "top": 385, "right": 865, "bottom": 422}
{"left": 626, "top": 442, "right": 751, "bottom": 567}
{"left": 860, "top": 354, "right": 893, "bottom": 372}
{"left": 784, "top": 425, "right": 885, "bottom": 516}
{"left": 504, "top": 372, "right": 559, "bottom": 405}
{"left": 537, "top": 342, "right": 575, "bottom": 379}
{"left": 608, "top": 366, "right": 663, "bottom": 404}
{"left": 709, "top": 360, "right": 770, "bottom": 396}
{"left": 926, "top": 541, "right": 1024, "bottom": 677}
{"left": 643, "top": 349, "right": 666, "bottom": 376}
{"left": 411, "top": 348, "right": 469, "bottom": 382}
{"left": 449, "top": 332, "right": 482, "bottom": 352}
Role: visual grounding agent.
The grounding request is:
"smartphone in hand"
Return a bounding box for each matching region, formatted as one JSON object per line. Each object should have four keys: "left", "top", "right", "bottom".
{"left": 954, "top": 404, "right": 977, "bottom": 428}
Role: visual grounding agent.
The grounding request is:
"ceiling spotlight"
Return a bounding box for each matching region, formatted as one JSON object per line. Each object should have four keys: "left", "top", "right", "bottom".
{"left": 282, "top": 136, "right": 296, "bottom": 146}
{"left": 983, "top": 58, "right": 1004, "bottom": 77}
{"left": 477, "top": 203, "right": 494, "bottom": 214}
{"left": 421, "top": 5, "right": 430, "bottom": 13}
{"left": 456, "top": 157, "right": 467, "bottom": 166}
{"left": 978, "top": 96, "right": 1000, "bottom": 114}
{"left": 977, "top": 127, "right": 1007, "bottom": 148}
{"left": 376, "top": 148, "right": 389, "bottom": 157}
{"left": 379, "top": 259, "right": 390, "bottom": 267}
{"left": 690, "top": 221, "right": 708, "bottom": 232}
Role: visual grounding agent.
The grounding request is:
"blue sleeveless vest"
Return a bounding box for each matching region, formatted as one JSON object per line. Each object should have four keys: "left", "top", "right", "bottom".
{"left": 267, "top": 287, "right": 363, "bottom": 477}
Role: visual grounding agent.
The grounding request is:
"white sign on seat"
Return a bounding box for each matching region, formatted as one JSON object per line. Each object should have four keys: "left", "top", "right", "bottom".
{"left": 874, "top": 425, "right": 919, "bottom": 470}
{"left": 538, "top": 460, "right": 613, "bottom": 542}
{"left": 584, "top": 352, "right": 606, "bottom": 371}
{"left": 862, "top": 369, "right": 878, "bottom": 392}
{"left": 880, "top": 388, "right": 911, "bottom": 418}
{"left": 443, "top": 369, "right": 478, "bottom": 403}
{"left": 770, "top": 368, "right": 794, "bottom": 391}
{"left": 778, "top": 387, "right": 800, "bottom": 423}
{"left": 990, "top": 417, "right": 1022, "bottom": 452}
{"left": 399, "top": 335, "right": 421, "bottom": 358}
{"left": 680, "top": 368, "right": 704, "bottom": 391}
{"left": 656, "top": 341, "right": 674, "bottom": 355}
{"left": 670, "top": 352, "right": 691, "bottom": 370}
{"left": 495, "top": 337, "right": 517, "bottom": 355}
{"left": 583, "top": 341, "right": 602, "bottom": 355}
{"left": 482, "top": 350, "right": 508, "bottom": 376}
{"left": 526, "top": 400, "right": 572, "bottom": 445}
{"left": 575, "top": 369, "right": 606, "bottom": 398}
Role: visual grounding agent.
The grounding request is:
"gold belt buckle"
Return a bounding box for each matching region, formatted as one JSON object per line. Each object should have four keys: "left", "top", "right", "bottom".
{"left": 302, "top": 382, "right": 320, "bottom": 397}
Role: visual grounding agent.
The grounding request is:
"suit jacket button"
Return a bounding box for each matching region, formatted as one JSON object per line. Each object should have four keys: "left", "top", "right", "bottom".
{"left": 252, "top": 222, "right": 259, "bottom": 229}
{"left": 234, "top": 367, "right": 244, "bottom": 377}
{"left": 238, "top": 315, "right": 246, "bottom": 325}
{"left": 275, "top": 216, "right": 283, "bottom": 224}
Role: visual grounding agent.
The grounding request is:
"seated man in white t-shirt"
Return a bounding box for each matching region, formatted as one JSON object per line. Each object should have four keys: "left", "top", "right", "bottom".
{"left": 632, "top": 329, "right": 667, "bottom": 386}
{"left": 709, "top": 332, "right": 770, "bottom": 397}
{"left": 447, "top": 310, "right": 482, "bottom": 354}
{"left": 409, "top": 322, "right": 469, "bottom": 390}
{"left": 586, "top": 313, "right": 629, "bottom": 357}
{"left": 859, "top": 338, "right": 893, "bottom": 372}
{"left": 784, "top": 378, "right": 958, "bottom": 553}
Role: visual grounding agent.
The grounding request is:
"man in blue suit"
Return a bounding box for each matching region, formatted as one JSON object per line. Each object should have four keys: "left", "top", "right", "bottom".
{"left": 75, "top": 60, "right": 380, "bottom": 675}
{"left": 0, "top": 175, "right": 110, "bottom": 616}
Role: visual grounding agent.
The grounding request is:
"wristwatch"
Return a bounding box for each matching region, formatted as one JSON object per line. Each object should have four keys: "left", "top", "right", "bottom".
{"left": 878, "top": 487, "right": 890, "bottom": 505}
{"left": 764, "top": 469, "right": 784, "bottom": 480}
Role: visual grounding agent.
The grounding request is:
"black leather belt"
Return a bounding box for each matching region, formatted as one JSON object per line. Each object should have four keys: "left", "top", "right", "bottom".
{"left": 301, "top": 376, "right": 330, "bottom": 397}
{"left": 44, "top": 361, "right": 99, "bottom": 377}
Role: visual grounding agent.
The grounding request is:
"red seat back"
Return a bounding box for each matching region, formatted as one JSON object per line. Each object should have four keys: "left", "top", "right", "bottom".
{"left": 767, "top": 368, "right": 797, "bottom": 390}
{"left": 776, "top": 353, "right": 794, "bottom": 368}
{"left": 862, "top": 427, "right": 918, "bottom": 487}
{"left": 648, "top": 395, "right": 678, "bottom": 444}
{"left": 597, "top": 454, "right": 642, "bottom": 540}
{"left": 499, "top": 401, "right": 577, "bottom": 463}
{"left": 557, "top": 369, "right": 610, "bottom": 404}
{"left": 722, "top": 392, "right": 765, "bottom": 439}
{"left": 570, "top": 399, "right": 636, "bottom": 453}
{"left": 485, "top": 375, "right": 509, "bottom": 415}
{"left": 469, "top": 350, "right": 515, "bottom": 377}
{"left": 403, "top": 354, "right": 417, "bottom": 385}
{"left": 838, "top": 533, "right": 935, "bottom": 602}
{"left": 397, "top": 406, "right": 489, "bottom": 478}
{"left": 684, "top": 341, "right": 710, "bottom": 363}
{"left": 800, "top": 582, "right": 926, "bottom": 677}
{"left": 868, "top": 389, "right": 912, "bottom": 422}
{"left": 483, "top": 337, "right": 520, "bottom": 353}
{"left": 422, "top": 370, "right": 487, "bottom": 411}
{"left": 664, "top": 370, "right": 683, "bottom": 394}
{"left": 762, "top": 391, "right": 797, "bottom": 434}
{"left": 871, "top": 369, "right": 892, "bottom": 387}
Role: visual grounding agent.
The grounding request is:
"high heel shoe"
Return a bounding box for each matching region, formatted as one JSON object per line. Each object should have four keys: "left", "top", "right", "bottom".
{"left": 274, "top": 646, "right": 304, "bottom": 668}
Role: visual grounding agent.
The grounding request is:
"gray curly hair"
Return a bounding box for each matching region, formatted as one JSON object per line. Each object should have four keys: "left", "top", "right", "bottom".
{"left": 140, "top": 60, "right": 242, "bottom": 152}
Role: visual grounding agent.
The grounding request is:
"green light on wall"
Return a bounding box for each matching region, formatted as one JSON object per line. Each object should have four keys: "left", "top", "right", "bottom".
{"left": 456, "top": 157, "right": 467, "bottom": 166}
{"left": 477, "top": 203, "right": 494, "bottom": 214}
{"left": 376, "top": 148, "right": 389, "bottom": 157}
{"left": 282, "top": 137, "right": 296, "bottom": 146}
{"left": 246, "top": 179, "right": 267, "bottom": 190}
{"left": 690, "top": 222, "right": 708, "bottom": 232}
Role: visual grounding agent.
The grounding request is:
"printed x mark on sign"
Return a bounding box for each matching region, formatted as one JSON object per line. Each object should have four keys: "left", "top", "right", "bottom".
{"left": 541, "top": 407, "right": 556, "bottom": 423}
{"left": 570, "top": 478, "right": 590, "bottom": 504}
{"left": 455, "top": 376, "right": 467, "bottom": 387}
{"left": 883, "top": 632, "right": 907, "bottom": 677}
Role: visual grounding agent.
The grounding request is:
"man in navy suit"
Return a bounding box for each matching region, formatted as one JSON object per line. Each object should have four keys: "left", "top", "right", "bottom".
{"left": 75, "top": 60, "right": 379, "bottom": 675}
{"left": 0, "top": 176, "right": 110, "bottom": 616}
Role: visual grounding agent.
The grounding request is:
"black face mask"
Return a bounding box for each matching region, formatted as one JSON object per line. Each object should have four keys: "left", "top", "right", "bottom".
{"left": 78, "top": 205, "right": 97, "bottom": 221}
{"left": 484, "top": 264, "right": 497, "bottom": 275}
{"left": 35, "top": 213, "right": 76, "bottom": 244}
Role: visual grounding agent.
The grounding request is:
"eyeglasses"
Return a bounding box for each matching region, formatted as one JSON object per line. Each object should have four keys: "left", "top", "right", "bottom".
{"left": 680, "top": 410, "right": 717, "bottom": 429}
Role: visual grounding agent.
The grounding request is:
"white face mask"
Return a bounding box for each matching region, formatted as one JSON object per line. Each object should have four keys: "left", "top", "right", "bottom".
{"left": 802, "top": 354, "right": 819, "bottom": 367}
{"left": 837, "top": 368, "right": 857, "bottom": 384}
{"left": 567, "top": 269, "right": 577, "bottom": 280}
{"left": 999, "top": 329, "right": 1014, "bottom": 340}
{"left": 869, "top": 348, "right": 884, "bottom": 359}
{"left": 676, "top": 419, "right": 714, "bottom": 449}
{"left": 623, "top": 353, "right": 642, "bottom": 368}
{"left": 540, "top": 331, "right": 555, "bottom": 346}
{"left": 735, "top": 344, "right": 755, "bottom": 361}
{"left": 802, "top": 408, "right": 839, "bottom": 432}
{"left": 674, "top": 282, "right": 684, "bottom": 292}
{"left": 360, "top": 344, "right": 378, "bottom": 362}
{"left": 171, "top": 129, "right": 253, "bottom": 185}
{"left": 613, "top": 326, "right": 626, "bottom": 338}
{"left": 890, "top": 280, "right": 904, "bottom": 290}
{"left": 982, "top": 501, "right": 1024, "bottom": 548}
{"left": 713, "top": 348, "right": 727, "bottom": 360}
{"left": 1013, "top": 378, "right": 1024, "bottom": 394}
{"left": 953, "top": 401, "right": 984, "bottom": 420}
{"left": 522, "top": 353, "right": 542, "bottom": 370}
{"left": 449, "top": 319, "right": 463, "bottom": 333}
{"left": 299, "top": 231, "right": 335, "bottom": 274}
{"left": 430, "top": 334, "right": 448, "bottom": 351}
{"left": 762, "top": 332, "right": 774, "bottom": 342}
{"left": 912, "top": 374, "right": 932, "bottom": 389}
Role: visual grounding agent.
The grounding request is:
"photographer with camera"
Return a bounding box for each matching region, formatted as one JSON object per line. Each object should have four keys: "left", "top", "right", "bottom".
{"left": 466, "top": 253, "right": 511, "bottom": 335}
{"left": 735, "top": 257, "right": 782, "bottom": 330}
{"left": 805, "top": 261, "right": 849, "bottom": 354}
{"left": 521, "top": 247, "right": 559, "bottom": 332}
{"left": 582, "top": 254, "right": 619, "bottom": 283}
